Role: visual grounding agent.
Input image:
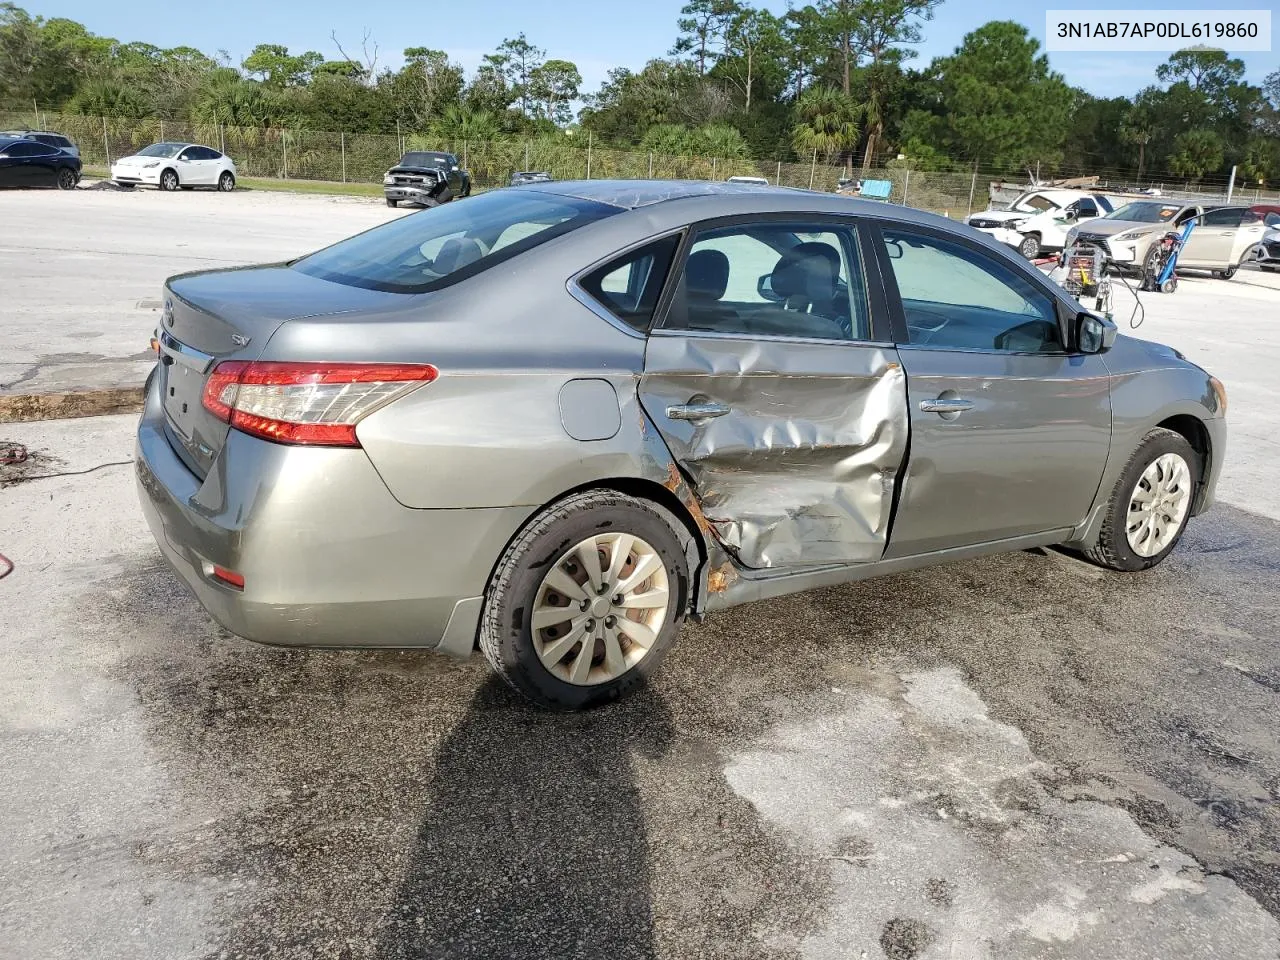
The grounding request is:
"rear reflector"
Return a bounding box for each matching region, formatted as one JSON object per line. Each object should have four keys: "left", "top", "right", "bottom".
{"left": 202, "top": 361, "right": 438, "bottom": 447}
{"left": 211, "top": 565, "right": 245, "bottom": 589}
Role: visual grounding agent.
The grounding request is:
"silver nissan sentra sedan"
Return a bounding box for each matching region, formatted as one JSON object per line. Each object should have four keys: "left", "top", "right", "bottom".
{"left": 136, "top": 180, "right": 1226, "bottom": 709}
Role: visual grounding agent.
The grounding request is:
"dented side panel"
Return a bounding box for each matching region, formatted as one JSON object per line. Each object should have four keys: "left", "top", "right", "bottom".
{"left": 639, "top": 333, "right": 909, "bottom": 569}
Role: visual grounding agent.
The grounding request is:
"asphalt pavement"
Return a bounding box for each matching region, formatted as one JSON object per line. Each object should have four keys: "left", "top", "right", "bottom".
{"left": 2, "top": 414, "right": 1278, "bottom": 959}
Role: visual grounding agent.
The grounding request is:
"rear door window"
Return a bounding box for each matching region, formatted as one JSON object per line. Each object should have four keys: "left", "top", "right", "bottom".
{"left": 293, "top": 191, "right": 618, "bottom": 293}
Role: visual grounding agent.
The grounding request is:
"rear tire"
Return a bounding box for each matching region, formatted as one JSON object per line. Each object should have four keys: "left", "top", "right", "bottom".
{"left": 56, "top": 167, "right": 77, "bottom": 190}
{"left": 159, "top": 168, "right": 179, "bottom": 191}
{"left": 479, "top": 490, "right": 690, "bottom": 711}
{"left": 1084, "top": 427, "right": 1200, "bottom": 572}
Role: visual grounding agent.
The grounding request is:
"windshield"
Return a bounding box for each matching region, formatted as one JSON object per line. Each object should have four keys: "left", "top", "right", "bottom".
{"left": 1106, "top": 202, "right": 1180, "bottom": 223}
{"left": 400, "top": 152, "right": 450, "bottom": 168}
{"left": 137, "top": 142, "right": 186, "bottom": 158}
{"left": 1011, "top": 193, "right": 1061, "bottom": 213}
{"left": 293, "top": 191, "right": 618, "bottom": 293}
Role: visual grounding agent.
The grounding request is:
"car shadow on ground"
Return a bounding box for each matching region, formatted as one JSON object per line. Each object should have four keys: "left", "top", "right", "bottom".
{"left": 371, "top": 678, "right": 671, "bottom": 960}
{"left": 90, "top": 503, "right": 1280, "bottom": 955}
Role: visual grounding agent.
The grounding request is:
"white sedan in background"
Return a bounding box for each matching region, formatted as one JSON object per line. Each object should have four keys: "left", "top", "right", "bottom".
{"left": 111, "top": 142, "right": 237, "bottom": 192}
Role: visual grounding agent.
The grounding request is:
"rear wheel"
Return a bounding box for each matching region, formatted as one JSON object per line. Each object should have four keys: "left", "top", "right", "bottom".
{"left": 217, "top": 171, "right": 235, "bottom": 192}
{"left": 56, "top": 167, "right": 77, "bottom": 190}
{"left": 1084, "top": 427, "right": 1200, "bottom": 572}
{"left": 159, "top": 168, "right": 179, "bottom": 191}
{"left": 480, "top": 490, "right": 690, "bottom": 710}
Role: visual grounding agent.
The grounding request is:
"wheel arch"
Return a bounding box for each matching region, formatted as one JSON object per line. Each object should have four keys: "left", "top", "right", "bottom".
{"left": 1155, "top": 412, "right": 1212, "bottom": 513}
{"left": 470, "top": 474, "right": 717, "bottom": 651}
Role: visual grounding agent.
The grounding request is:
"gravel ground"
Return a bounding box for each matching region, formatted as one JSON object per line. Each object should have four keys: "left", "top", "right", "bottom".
{"left": 1, "top": 189, "right": 1279, "bottom": 959}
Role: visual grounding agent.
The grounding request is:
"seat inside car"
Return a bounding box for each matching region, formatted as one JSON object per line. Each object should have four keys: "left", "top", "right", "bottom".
{"left": 766, "top": 243, "right": 848, "bottom": 339}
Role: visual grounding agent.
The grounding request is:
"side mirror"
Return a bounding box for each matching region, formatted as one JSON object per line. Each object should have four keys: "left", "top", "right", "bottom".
{"left": 1076, "top": 311, "right": 1116, "bottom": 354}
{"left": 757, "top": 274, "right": 782, "bottom": 302}
{"left": 1063, "top": 208, "right": 1079, "bottom": 221}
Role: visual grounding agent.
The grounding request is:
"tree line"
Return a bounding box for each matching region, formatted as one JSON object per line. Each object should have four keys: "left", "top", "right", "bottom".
{"left": 2, "top": 0, "right": 1278, "bottom": 183}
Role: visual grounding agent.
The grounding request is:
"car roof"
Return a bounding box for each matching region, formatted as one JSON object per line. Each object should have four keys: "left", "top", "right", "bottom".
{"left": 518, "top": 178, "right": 968, "bottom": 236}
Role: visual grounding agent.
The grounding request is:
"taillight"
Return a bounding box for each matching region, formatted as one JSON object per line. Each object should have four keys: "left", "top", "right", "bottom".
{"left": 201, "top": 361, "right": 437, "bottom": 447}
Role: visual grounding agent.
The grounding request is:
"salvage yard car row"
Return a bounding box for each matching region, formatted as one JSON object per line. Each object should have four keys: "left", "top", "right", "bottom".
{"left": 967, "top": 185, "right": 1271, "bottom": 279}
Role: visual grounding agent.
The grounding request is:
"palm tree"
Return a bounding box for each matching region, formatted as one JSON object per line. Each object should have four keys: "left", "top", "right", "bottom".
{"left": 790, "top": 87, "right": 860, "bottom": 168}
{"left": 429, "top": 104, "right": 500, "bottom": 143}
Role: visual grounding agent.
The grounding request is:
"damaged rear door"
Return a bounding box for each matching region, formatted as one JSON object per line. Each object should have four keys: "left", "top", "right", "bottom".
{"left": 639, "top": 217, "right": 909, "bottom": 570}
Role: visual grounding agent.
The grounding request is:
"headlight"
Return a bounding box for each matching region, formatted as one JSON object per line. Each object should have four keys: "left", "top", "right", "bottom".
{"left": 383, "top": 175, "right": 395, "bottom": 184}
{"left": 143, "top": 161, "right": 160, "bottom": 168}
{"left": 1112, "top": 230, "right": 1143, "bottom": 243}
{"left": 1210, "top": 377, "right": 1228, "bottom": 417}
{"left": 1008, "top": 218, "right": 1026, "bottom": 230}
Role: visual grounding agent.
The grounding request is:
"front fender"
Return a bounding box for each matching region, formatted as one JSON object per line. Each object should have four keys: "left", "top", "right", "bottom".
{"left": 1064, "top": 357, "right": 1224, "bottom": 547}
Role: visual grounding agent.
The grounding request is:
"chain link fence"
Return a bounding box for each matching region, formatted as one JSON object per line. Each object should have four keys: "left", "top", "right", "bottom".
{"left": 4, "top": 108, "right": 1278, "bottom": 213}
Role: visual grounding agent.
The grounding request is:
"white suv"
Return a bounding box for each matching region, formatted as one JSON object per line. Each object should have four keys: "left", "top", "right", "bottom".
{"left": 968, "top": 189, "right": 1117, "bottom": 259}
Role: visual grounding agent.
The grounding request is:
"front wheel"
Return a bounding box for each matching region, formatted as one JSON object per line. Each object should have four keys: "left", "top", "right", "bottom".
{"left": 480, "top": 490, "right": 690, "bottom": 710}
{"left": 1018, "top": 234, "right": 1040, "bottom": 259}
{"left": 1084, "top": 427, "right": 1200, "bottom": 572}
{"left": 217, "top": 171, "right": 235, "bottom": 192}
{"left": 159, "top": 169, "right": 179, "bottom": 191}
{"left": 385, "top": 198, "right": 398, "bottom": 207}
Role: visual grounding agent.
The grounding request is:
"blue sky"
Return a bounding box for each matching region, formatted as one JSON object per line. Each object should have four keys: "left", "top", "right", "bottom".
{"left": 25, "top": 0, "right": 1278, "bottom": 99}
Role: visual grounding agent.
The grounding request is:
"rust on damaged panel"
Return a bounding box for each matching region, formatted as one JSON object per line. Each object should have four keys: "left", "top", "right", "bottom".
{"left": 641, "top": 338, "right": 910, "bottom": 571}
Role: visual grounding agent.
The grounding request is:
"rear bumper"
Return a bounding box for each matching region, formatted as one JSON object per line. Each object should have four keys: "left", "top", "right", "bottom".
{"left": 134, "top": 374, "right": 532, "bottom": 653}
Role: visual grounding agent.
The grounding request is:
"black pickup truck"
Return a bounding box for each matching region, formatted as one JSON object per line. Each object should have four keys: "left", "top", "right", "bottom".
{"left": 382, "top": 151, "right": 471, "bottom": 208}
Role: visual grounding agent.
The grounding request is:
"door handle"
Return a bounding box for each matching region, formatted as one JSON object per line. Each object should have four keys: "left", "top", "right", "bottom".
{"left": 920, "top": 397, "right": 974, "bottom": 414}
{"left": 667, "top": 401, "right": 730, "bottom": 421}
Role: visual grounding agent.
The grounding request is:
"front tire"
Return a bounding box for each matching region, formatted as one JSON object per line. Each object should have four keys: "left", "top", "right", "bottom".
{"left": 1084, "top": 427, "right": 1200, "bottom": 572}
{"left": 217, "top": 171, "right": 235, "bottom": 192}
{"left": 159, "top": 168, "right": 179, "bottom": 192}
{"left": 1018, "top": 234, "right": 1040, "bottom": 260}
{"left": 479, "top": 490, "right": 690, "bottom": 710}
{"left": 385, "top": 198, "right": 398, "bottom": 207}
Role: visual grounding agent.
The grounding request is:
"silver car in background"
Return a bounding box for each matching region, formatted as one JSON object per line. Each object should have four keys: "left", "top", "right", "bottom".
{"left": 136, "top": 181, "right": 1226, "bottom": 709}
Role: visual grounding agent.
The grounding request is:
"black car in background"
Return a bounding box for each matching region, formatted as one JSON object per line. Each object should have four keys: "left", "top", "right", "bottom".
{"left": 382, "top": 150, "right": 471, "bottom": 208}
{"left": 0, "top": 136, "right": 81, "bottom": 190}
{"left": 0, "top": 129, "right": 79, "bottom": 158}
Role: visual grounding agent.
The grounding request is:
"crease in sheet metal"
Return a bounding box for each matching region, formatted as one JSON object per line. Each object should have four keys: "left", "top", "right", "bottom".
{"left": 642, "top": 337, "right": 909, "bottom": 570}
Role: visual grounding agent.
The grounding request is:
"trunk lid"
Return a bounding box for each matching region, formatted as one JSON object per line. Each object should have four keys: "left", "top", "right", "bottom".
{"left": 157, "top": 264, "right": 406, "bottom": 479}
